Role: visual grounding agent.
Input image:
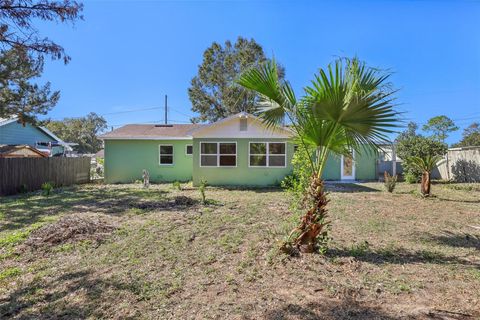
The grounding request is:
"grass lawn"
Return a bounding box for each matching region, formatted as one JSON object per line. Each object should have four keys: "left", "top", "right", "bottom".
{"left": 0, "top": 182, "right": 479, "bottom": 319}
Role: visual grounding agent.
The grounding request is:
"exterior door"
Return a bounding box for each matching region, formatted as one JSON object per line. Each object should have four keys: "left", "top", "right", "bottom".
{"left": 341, "top": 151, "right": 355, "bottom": 180}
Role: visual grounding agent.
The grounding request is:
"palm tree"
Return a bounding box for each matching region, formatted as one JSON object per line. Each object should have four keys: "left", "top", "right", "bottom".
{"left": 408, "top": 155, "right": 442, "bottom": 197}
{"left": 237, "top": 57, "right": 399, "bottom": 253}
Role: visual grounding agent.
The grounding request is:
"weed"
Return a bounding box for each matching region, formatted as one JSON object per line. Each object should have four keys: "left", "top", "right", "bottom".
{"left": 384, "top": 171, "right": 397, "bottom": 193}
{"left": 41, "top": 182, "right": 54, "bottom": 196}
{"left": 0, "top": 267, "right": 21, "bottom": 281}
{"left": 348, "top": 241, "right": 370, "bottom": 257}
{"left": 199, "top": 179, "right": 207, "bottom": 204}
{"left": 172, "top": 181, "right": 182, "bottom": 191}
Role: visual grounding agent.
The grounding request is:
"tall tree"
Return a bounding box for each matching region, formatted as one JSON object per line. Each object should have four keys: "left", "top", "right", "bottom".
{"left": 422, "top": 115, "right": 458, "bottom": 143}
{"left": 453, "top": 122, "right": 480, "bottom": 147}
{"left": 0, "top": 0, "right": 83, "bottom": 63}
{"left": 238, "top": 58, "right": 399, "bottom": 253}
{"left": 42, "top": 112, "right": 107, "bottom": 153}
{"left": 188, "top": 37, "right": 284, "bottom": 123}
{"left": 0, "top": 47, "right": 59, "bottom": 123}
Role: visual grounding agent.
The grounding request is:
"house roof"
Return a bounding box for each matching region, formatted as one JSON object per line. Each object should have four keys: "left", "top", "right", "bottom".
{"left": 99, "top": 123, "right": 206, "bottom": 140}
{"left": 0, "top": 144, "right": 48, "bottom": 157}
{"left": 0, "top": 117, "right": 73, "bottom": 151}
{"left": 100, "top": 113, "right": 296, "bottom": 140}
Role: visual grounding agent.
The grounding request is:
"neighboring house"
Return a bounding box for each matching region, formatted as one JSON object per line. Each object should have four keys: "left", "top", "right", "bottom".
{"left": 100, "top": 113, "right": 379, "bottom": 186}
{"left": 0, "top": 145, "right": 47, "bottom": 158}
{"left": 0, "top": 117, "right": 71, "bottom": 156}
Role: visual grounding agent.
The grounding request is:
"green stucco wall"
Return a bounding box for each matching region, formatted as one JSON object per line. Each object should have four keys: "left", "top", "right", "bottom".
{"left": 320, "top": 145, "right": 378, "bottom": 180}
{"left": 355, "top": 145, "right": 378, "bottom": 180}
{"left": 104, "top": 139, "right": 193, "bottom": 183}
{"left": 192, "top": 138, "right": 294, "bottom": 187}
{"left": 103, "top": 139, "right": 378, "bottom": 185}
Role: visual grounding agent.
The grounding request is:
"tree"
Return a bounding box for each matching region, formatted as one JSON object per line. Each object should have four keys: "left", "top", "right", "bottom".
{"left": 0, "top": 47, "right": 59, "bottom": 124}
{"left": 422, "top": 115, "right": 458, "bottom": 143}
{"left": 0, "top": 0, "right": 83, "bottom": 63}
{"left": 396, "top": 132, "right": 446, "bottom": 183}
{"left": 188, "top": 37, "right": 284, "bottom": 123}
{"left": 408, "top": 154, "right": 442, "bottom": 197}
{"left": 238, "top": 57, "right": 399, "bottom": 254}
{"left": 453, "top": 122, "right": 480, "bottom": 147}
{"left": 42, "top": 112, "right": 107, "bottom": 153}
{"left": 397, "top": 121, "right": 418, "bottom": 140}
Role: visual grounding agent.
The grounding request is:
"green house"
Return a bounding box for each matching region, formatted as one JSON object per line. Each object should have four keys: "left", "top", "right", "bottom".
{"left": 100, "top": 113, "right": 379, "bottom": 186}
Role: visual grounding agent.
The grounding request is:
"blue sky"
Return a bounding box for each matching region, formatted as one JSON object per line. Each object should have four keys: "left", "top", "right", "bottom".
{"left": 39, "top": 0, "right": 480, "bottom": 144}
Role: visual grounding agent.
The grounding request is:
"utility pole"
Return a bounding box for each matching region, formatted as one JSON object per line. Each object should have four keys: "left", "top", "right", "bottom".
{"left": 164, "top": 95, "right": 168, "bottom": 124}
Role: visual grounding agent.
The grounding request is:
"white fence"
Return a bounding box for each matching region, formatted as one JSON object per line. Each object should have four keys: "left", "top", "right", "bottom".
{"left": 434, "top": 147, "right": 480, "bottom": 182}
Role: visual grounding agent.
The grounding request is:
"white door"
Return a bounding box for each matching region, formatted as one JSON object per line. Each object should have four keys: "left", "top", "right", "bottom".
{"left": 341, "top": 151, "right": 355, "bottom": 180}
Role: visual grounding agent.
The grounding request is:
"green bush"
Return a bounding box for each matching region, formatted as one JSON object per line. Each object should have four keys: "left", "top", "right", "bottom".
{"left": 404, "top": 172, "right": 418, "bottom": 184}
{"left": 396, "top": 135, "right": 446, "bottom": 182}
{"left": 41, "top": 182, "right": 54, "bottom": 196}
{"left": 280, "top": 144, "right": 313, "bottom": 210}
{"left": 172, "top": 181, "right": 182, "bottom": 191}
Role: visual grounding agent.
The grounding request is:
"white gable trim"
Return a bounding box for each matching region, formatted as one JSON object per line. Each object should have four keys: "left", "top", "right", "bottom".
{"left": 0, "top": 117, "right": 19, "bottom": 127}
{"left": 102, "top": 137, "right": 193, "bottom": 141}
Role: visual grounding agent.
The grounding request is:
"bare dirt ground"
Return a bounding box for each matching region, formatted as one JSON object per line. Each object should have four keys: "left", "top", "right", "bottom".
{"left": 0, "top": 182, "right": 479, "bottom": 319}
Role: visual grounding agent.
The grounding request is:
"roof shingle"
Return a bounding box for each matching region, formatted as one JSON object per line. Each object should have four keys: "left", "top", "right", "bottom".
{"left": 99, "top": 124, "right": 205, "bottom": 139}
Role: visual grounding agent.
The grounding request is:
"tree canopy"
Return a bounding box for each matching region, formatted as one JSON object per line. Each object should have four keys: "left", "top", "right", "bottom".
{"left": 422, "top": 115, "right": 458, "bottom": 143}
{"left": 396, "top": 123, "right": 447, "bottom": 182}
{"left": 0, "top": 48, "right": 59, "bottom": 124}
{"left": 188, "top": 37, "right": 284, "bottom": 123}
{"left": 42, "top": 112, "right": 107, "bottom": 153}
{"left": 453, "top": 122, "right": 480, "bottom": 147}
{"left": 0, "top": 0, "right": 83, "bottom": 63}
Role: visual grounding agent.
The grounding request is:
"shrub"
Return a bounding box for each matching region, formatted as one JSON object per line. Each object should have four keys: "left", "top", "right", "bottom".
{"left": 281, "top": 144, "right": 313, "bottom": 210}
{"left": 41, "top": 182, "right": 54, "bottom": 196}
{"left": 384, "top": 171, "right": 397, "bottom": 192}
{"left": 172, "top": 181, "right": 182, "bottom": 191}
{"left": 396, "top": 135, "right": 446, "bottom": 181}
{"left": 199, "top": 179, "right": 207, "bottom": 204}
{"left": 404, "top": 172, "right": 418, "bottom": 184}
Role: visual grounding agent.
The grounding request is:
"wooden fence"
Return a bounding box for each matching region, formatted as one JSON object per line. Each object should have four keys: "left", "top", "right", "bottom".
{"left": 0, "top": 157, "right": 90, "bottom": 196}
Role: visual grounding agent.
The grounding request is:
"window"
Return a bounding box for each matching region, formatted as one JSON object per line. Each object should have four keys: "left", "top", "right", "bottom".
{"left": 249, "top": 142, "right": 286, "bottom": 167}
{"left": 200, "top": 142, "right": 237, "bottom": 167}
{"left": 186, "top": 144, "right": 193, "bottom": 155}
{"left": 159, "top": 145, "right": 173, "bottom": 165}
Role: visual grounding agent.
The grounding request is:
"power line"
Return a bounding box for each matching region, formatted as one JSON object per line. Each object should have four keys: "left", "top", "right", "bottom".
{"left": 101, "top": 106, "right": 163, "bottom": 116}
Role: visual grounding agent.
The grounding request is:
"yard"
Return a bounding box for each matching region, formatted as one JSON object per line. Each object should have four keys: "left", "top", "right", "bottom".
{"left": 0, "top": 182, "right": 479, "bottom": 319}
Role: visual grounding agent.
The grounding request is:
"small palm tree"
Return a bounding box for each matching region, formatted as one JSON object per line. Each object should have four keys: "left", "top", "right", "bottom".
{"left": 237, "top": 57, "right": 399, "bottom": 253}
{"left": 408, "top": 155, "right": 442, "bottom": 197}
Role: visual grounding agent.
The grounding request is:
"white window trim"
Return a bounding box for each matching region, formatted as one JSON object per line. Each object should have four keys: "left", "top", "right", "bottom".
{"left": 199, "top": 141, "right": 237, "bottom": 168}
{"left": 185, "top": 144, "right": 193, "bottom": 156}
{"left": 159, "top": 144, "right": 174, "bottom": 166}
{"left": 248, "top": 142, "right": 287, "bottom": 168}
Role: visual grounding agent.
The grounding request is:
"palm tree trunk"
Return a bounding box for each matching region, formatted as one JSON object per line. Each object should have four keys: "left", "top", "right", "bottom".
{"left": 295, "top": 174, "right": 329, "bottom": 253}
{"left": 421, "top": 171, "right": 431, "bottom": 196}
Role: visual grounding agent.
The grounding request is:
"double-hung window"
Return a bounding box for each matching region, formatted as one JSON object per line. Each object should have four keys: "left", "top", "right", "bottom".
{"left": 249, "top": 142, "right": 286, "bottom": 167}
{"left": 185, "top": 144, "right": 193, "bottom": 155}
{"left": 200, "top": 142, "right": 236, "bottom": 167}
{"left": 159, "top": 145, "right": 174, "bottom": 165}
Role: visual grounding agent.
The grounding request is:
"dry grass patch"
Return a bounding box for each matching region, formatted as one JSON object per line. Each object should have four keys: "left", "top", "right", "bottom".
{"left": 0, "top": 182, "right": 479, "bottom": 319}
